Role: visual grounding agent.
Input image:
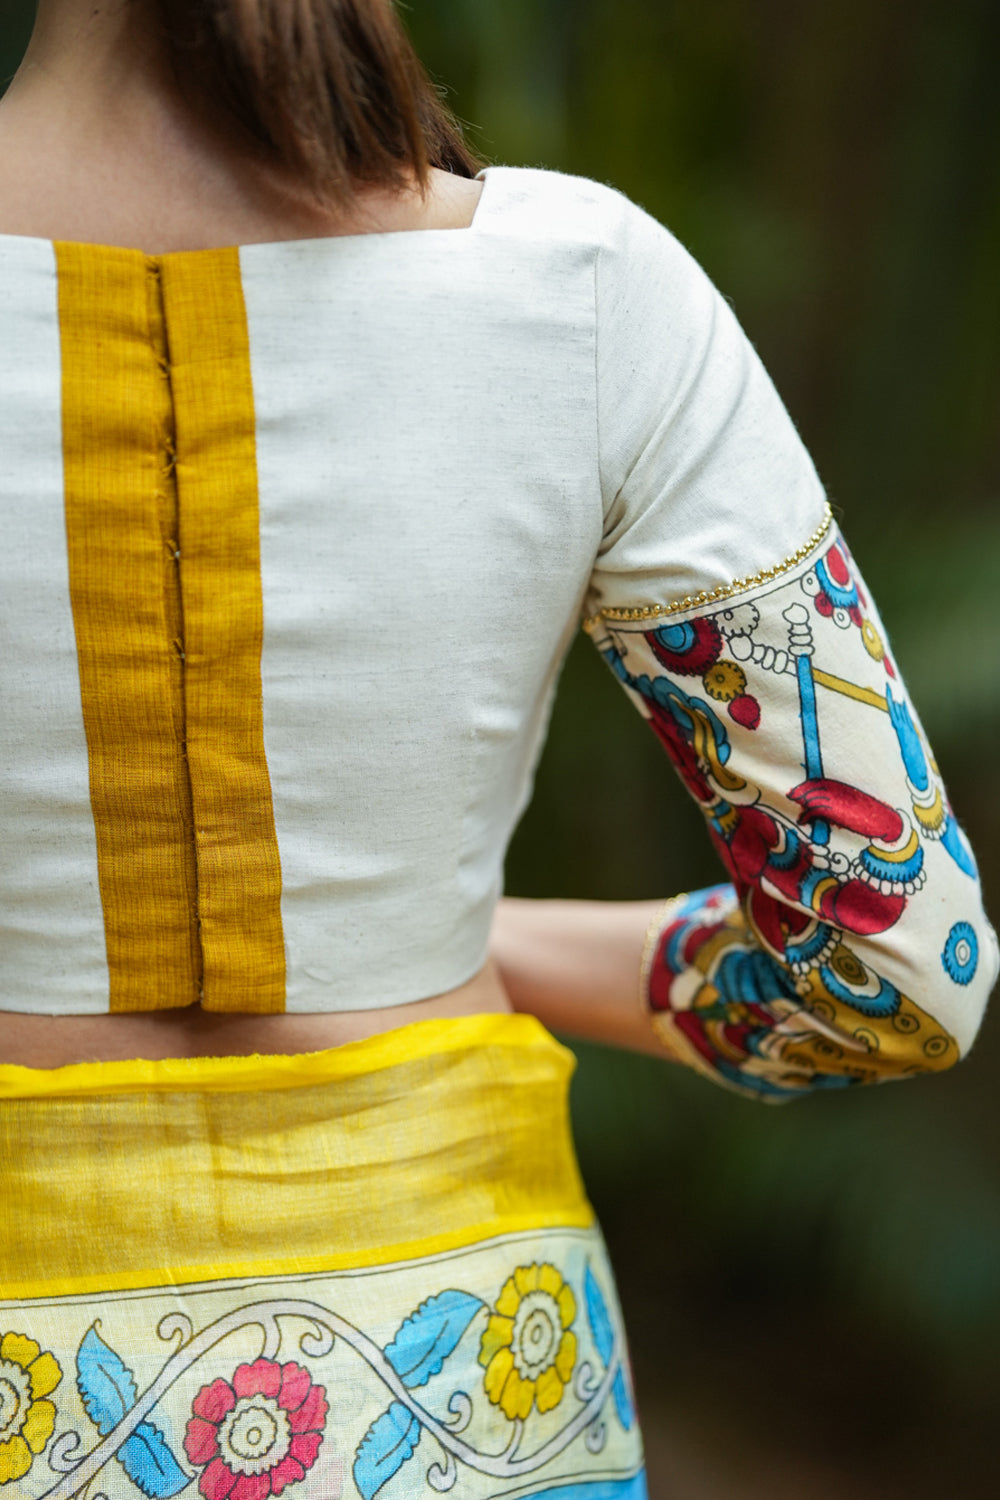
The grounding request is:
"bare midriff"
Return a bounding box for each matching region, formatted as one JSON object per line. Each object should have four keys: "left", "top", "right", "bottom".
{"left": 0, "top": 959, "right": 514, "bottom": 1068}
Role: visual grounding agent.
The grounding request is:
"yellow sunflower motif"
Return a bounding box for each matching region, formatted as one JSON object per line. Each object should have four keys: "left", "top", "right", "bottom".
{"left": 0, "top": 1332, "right": 62, "bottom": 1485}
{"left": 478, "top": 1263, "right": 576, "bottom": 1421}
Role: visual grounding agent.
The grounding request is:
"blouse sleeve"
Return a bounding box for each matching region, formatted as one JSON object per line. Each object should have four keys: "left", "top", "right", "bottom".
{"left": 584, "top": 186, "right": 998, "bottom": 1101}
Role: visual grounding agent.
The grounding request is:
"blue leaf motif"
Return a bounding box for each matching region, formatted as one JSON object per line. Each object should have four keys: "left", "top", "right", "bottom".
{"left": 119, "top": 1421, "right": 189, "bottom": 1499}
{"left": 76, "top": 1324, "right": 138, "bottom": 1435}
{"left": 383, "top": 1289, "right": 483, "bottom": 1388}
{"left": 584, "top": 1264, "right": 614, "bottom": 1368}
{"left": 585, "top": 1266, "right": 633, "bottom": 1431}
{"left": 353, "top": 1401, "right": 422, "bottom": 1500}
{"left": 77, "top": 1329, "right": 188, "bottom": 1497}
{"left": 612, "top": 1368, "right": 633, "bottom": 1432}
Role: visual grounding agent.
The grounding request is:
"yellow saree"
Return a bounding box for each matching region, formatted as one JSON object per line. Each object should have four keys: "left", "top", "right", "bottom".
{"left": 0, "top": 1014, "right": 646, "bottom": 1500}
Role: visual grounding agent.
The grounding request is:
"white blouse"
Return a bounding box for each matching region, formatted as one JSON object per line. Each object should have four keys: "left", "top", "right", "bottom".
{"left": 0, "top": 165, "right": 993, "bottom": 1096}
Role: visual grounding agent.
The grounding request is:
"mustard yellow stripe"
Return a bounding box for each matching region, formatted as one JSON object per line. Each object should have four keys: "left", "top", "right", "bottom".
{"left": 55, "top": 244, "right": 201, "bottom": 1011}
{"left": 161, "top": 249, "right": 285, "bottom": 1012}
{"left": 813, "top": 668, "right": 888, "bottom": 712}
{"left": 0, "top": 1018, "right": 590, "bottom": 1298}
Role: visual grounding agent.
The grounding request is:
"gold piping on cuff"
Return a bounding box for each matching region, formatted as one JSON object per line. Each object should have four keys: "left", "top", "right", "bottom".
{"left": 582, "top": 502, "right": 834, "bottom": 630}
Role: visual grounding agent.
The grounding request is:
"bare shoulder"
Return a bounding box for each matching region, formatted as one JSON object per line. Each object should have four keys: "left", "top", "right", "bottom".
{"left": 422, "top": 168, "right": 486, "bottom": 230}
{"left": 342, "top": 167, "right": 484, "bottom": 236}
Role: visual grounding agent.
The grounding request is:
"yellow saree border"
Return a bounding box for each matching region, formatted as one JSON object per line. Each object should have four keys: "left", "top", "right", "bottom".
{"left": 0, "top": 1215, "right": 597, "bottom": 1304}
{"left": 0, "top": 1015, "right": 593, "bottom": 1301}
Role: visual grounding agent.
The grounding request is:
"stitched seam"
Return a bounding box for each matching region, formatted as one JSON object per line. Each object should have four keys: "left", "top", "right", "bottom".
{"left": 146, "top": 255, "right": 204, "bottom": 997}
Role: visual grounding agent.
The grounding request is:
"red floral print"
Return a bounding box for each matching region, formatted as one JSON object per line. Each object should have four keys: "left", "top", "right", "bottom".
{"left": 184, "top": 1358, "right": 328, "bottom": 1499}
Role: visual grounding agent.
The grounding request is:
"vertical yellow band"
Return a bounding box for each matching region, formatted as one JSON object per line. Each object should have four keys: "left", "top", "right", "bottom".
{"left": 55, "top": 244, "right": 201, "bottom": 1010}
{"left": 161, "top": 250, "right": 286, "bottom": 1012}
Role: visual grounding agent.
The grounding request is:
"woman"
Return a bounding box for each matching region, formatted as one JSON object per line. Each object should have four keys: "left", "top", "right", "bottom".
{"left": 0, "top": 1, "right": 993, "bottom": 1496}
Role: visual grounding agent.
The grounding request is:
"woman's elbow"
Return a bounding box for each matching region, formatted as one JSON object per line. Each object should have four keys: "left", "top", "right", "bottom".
{"left": 794, "top": 904, "right": 999, "bottom": 1088}
{"left": 643, "top": 880, "right": 997, "bottom": 1101}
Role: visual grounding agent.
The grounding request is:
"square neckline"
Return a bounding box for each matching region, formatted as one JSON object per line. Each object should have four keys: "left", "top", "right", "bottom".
{"left": 0, "top": 166, "right": 500, "bottom": 262}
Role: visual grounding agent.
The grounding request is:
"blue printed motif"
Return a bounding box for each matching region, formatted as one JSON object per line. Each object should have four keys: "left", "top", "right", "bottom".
{"left": 525, "top": 1479, "right": 648, "bottom": 1500}
{"left": 941, "top": 922, "right": 979, "bottom": 985}
{"left": 354, "top": 1402, "right": 422, "bottom": 1500}
{"left": 584, "top": 1265, "right": 632, "bottom": 1433}
{"left": 354, "top": 1289, "right": 484, "bottom": 1498}
{"left": 76, "top": 1327, "right": 188, "bottom": 1497}
{"left": 23, "top": 1256, "right": 636, "bottom": 1500}
{"left": 383, "top": 1290, "right": 484, "bottom": 1388}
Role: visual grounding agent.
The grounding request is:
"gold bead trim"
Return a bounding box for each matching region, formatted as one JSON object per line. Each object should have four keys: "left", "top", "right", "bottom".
{"left": 582, "top": 503, "right": 834, "bottom": 631}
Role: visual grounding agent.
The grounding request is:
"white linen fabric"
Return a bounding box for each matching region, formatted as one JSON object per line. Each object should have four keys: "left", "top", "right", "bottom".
{"left": 0, "top": 238, "right": 110, "bottom": 1012}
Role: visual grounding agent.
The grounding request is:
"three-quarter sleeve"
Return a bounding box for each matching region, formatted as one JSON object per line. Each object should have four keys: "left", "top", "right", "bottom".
{"left": 584, "top": 187, "right": 997, "bottom": 1101}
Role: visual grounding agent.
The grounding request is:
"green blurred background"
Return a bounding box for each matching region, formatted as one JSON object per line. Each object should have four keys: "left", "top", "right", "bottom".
{"left": 3, "top": 0, "right": 998, "bottom": 1493}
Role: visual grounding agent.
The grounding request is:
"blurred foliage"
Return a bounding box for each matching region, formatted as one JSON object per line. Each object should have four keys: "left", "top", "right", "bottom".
{"left": 3, "top": 0, "right": 999, "bottom": 1490}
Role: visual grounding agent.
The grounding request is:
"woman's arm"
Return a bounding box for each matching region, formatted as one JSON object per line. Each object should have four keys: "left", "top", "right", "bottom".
{"left": 493, "top": 179, "right": 996, "bottom": 1102}
{"left": 490, "top": 896, "right": 680, "bottom": 1058}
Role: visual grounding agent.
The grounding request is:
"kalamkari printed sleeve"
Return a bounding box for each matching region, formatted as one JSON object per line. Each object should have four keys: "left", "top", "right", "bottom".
{"left": 584, "top": 186, "right": 998, "bottom": 1101}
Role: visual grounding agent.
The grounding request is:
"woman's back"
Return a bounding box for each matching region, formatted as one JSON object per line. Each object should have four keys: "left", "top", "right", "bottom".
{"left": 0, "top": 0, "right": 514, "bottom": 1063}
{"left": 0, "top": 167, "right": 610, "bottom": 1020}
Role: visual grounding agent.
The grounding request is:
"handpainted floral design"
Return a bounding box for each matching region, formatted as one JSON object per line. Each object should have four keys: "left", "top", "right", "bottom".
{"left": 0, "top": 1331, "right": 62, "bottom": 1485}
{"left": 184, "top": 1358, "right": 328, "bottom": 1499}
{"left": 3, "top": 1260, "right": 634, "bottom": 1499}
{"left": 478, "top": 1263, "right": 576, "bottom": 1421}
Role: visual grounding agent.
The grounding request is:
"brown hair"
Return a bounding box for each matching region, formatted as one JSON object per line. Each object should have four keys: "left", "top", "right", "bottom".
{"left": 161, "top": 0, "right": 483, "bottom": 207}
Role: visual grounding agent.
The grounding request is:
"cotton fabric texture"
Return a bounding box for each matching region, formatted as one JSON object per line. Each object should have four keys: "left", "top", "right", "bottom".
{"left": 0, "top": 1014, "right": 645, "bottom": 1499}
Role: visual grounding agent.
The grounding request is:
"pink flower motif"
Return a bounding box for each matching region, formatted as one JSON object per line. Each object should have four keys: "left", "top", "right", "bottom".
{"left": 185, "top": 1359, "right": 328, "bottom": 1500}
